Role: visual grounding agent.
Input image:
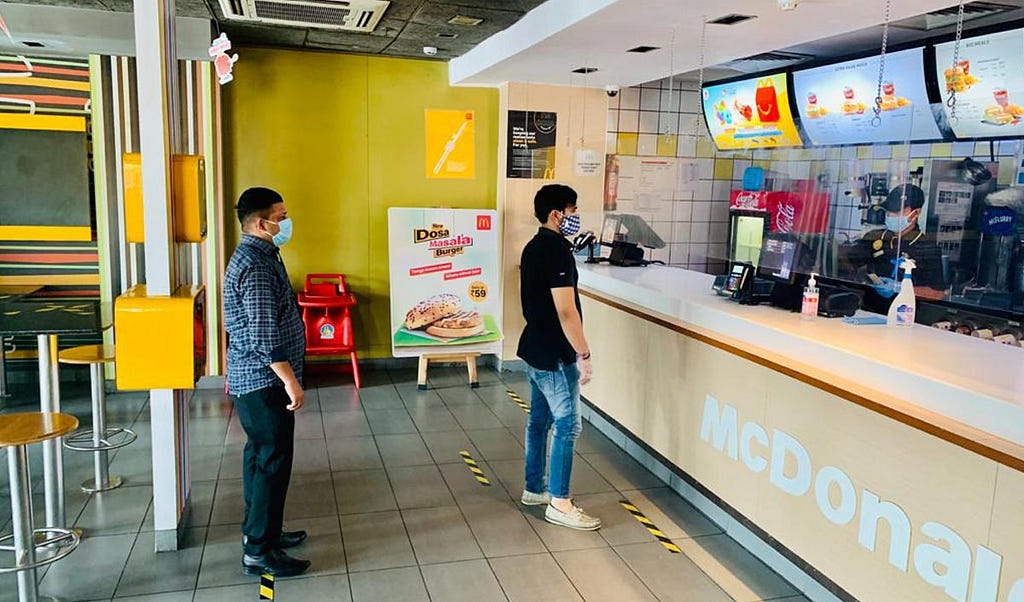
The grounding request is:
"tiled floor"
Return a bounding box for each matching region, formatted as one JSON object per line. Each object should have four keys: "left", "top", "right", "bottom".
{"left": 0, "top": 367, "right": 807, "bottom": 601}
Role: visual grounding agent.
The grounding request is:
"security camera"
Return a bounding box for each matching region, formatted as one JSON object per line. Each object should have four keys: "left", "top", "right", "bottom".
{"left": 423, "top": 46, "right": 438, "bottom": 56}
{"left": 605, "top": 85, "right": 620, "bottom": 98}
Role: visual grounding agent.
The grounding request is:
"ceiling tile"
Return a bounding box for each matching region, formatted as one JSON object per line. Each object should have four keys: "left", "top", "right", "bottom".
{"left": 0, "top": 0, "right": 107, "bottom": 8}
{"left": 434, "top": 0, "right": 547, "bottom": 12}
{"left": 380, "top": 38, "right": 467, "bottom": 60}
{"left": 411, "top": 2, "right": 521, "bottom": 30}
{"left": 381, "top": 0, "right": 424, "bottom": 21}
{"left": 222, "top": 22, "right": 308, "bottom": 47}
{"left": 306, "top": 27, "right": 396, "bottom": 53}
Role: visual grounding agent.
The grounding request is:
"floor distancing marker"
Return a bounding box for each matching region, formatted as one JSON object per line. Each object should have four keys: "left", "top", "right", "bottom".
{"left": 459, "top": 450, "right": 491, "bottom": 486}
{"left": 506, "top": 390, "right": 530, "bottom": 413}
{"left": 259, "top": 573, "right": 275, "bottom": 600}
{"left": 620, "top": 500, "right": 681, "bottom": 554}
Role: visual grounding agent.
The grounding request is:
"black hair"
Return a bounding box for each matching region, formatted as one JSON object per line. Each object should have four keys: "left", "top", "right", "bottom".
{"left": 882, "top": 184, "right": 925, "bottom": 213}
{"left": 533, "top": 184, "right": 577, "bottom": 224}
{"left": 236, "top": 187, "right": 284, "bottom": 226}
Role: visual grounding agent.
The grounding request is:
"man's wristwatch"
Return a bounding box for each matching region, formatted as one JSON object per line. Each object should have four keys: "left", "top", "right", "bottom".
{"left": 578, "top": 351, "right": 591, "bottom": 361}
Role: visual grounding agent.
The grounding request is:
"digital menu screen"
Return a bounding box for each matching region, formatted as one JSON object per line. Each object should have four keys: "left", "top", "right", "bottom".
{"left": 701, "top": 73, "right": 804, "bottom": 150}
{"left": 792, "top": 48, "right": 944, "bottom": 145}
{"left": 934, "top": 28, "right": 1024, "bottom": 139}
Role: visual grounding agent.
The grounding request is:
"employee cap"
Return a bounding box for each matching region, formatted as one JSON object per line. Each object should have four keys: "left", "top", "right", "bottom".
{"left": 882, "top": 184, "right": 925, "bottom": 213}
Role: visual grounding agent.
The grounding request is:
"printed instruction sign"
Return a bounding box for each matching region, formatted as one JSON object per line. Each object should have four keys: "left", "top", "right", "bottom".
{"left": 425, "top": 109, "right": 475, "bottom": 179}
{"left": 507, "top": 110, "right": 557, "bottom": 179}
{"left": 388, "top": 208, "right": 502, "bottom": 355}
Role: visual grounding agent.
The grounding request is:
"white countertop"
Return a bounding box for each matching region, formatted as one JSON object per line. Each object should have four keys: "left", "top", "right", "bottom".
{"left": 577, "top": 262, "right": 1024, "bottom": 447}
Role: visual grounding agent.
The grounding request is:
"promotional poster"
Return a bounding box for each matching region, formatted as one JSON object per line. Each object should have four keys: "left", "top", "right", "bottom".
{"left": 701, "top": 73, "right": 803, "bottom": 150}
{"left": 507, "top": 110, "right": 557, "bottom": 179}
{"left": 388, "top": 208, "right": 502, "bottom": 355}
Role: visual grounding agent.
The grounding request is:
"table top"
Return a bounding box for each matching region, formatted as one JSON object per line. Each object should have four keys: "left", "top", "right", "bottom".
{"left": 0, "top": 299, "right": 104, "bottom": 335}
{"left": 0, "top": 412, "right": 78, "bottom": 446}
{"left": 58, "top": 343, "right": 115, "bottom": 365}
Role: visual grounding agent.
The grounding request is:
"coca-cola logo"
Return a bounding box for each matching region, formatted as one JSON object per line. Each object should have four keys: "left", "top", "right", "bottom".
{"left": 733, "top": 192, "right": 761, "bottom": 210}
{"left": 775, "top": 203, "right": 797, "bottom": 233}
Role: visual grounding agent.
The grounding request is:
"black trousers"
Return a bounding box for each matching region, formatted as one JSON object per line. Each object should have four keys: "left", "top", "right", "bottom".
{"left": 233, "top": 385, "right": 295, "bottom": 556}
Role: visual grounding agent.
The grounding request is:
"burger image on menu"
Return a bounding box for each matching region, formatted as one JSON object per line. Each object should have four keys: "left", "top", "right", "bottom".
{"left": 404, "top": 293, "right": 485, "bottom": 339}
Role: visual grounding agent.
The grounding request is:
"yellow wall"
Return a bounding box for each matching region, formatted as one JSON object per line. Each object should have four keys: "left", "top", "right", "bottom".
{"left": 223, "top": 48, "right": 498, "bottom": 358}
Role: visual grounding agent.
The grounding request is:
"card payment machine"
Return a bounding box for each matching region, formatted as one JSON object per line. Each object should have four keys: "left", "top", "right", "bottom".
{"left": 713, "top": 263, "right": 773, "bottom": 304}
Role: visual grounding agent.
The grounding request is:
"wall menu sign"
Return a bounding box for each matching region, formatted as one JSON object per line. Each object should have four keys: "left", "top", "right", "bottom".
{"left": 507, "top": 110, "right": 557, "bottom": 179}
{"left": 387, "top": 208, "right": 502, "bottom": 357}
{"left": 935, "top": 28, "right": 1024, "bottom": 139}
{"left": 793, "top": 48, "right": 944, "bottom": 145}
{"left": 701, "top": 73, "right": 804, "bottom": 150}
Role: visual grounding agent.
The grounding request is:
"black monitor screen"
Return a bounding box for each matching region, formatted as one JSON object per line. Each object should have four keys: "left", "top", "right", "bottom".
{"left": 758, "top": 234, "right": 799, "bottom": 283}
{"left": 600, "top": 215, "right": 622, "bottom": 246}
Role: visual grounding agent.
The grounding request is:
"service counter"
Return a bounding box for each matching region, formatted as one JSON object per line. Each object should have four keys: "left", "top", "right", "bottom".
{"left": 577, "top": 261, "right": 1024, "bottom": 602}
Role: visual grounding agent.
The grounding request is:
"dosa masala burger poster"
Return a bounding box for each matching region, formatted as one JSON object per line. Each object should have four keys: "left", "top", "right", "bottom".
{"left": 388, "top": 208, "right": 503, "bottom": 354}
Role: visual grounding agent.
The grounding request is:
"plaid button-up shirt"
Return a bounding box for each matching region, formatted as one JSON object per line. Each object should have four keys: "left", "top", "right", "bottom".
{"left": 224, "top": 234, "right": 305, "bottom": 396}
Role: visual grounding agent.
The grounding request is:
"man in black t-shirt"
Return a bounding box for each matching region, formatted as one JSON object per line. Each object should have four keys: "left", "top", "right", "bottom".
{"left": 516, "top": 184, "right": 601, "bottom": 531}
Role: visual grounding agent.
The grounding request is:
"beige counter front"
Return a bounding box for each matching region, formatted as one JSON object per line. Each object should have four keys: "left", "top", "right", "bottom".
{"left": 577, "top": 262, "right": 1024, "bottom": 602}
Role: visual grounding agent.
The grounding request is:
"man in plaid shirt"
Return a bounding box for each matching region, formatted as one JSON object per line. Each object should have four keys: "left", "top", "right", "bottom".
{"left": 224, "top": 187, "right": 310, "bottom": 577}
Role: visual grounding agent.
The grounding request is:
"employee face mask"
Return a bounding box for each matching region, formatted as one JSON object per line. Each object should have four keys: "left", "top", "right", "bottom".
{"left": 885, "top": 212, "right": 913, "bottom": 234}
{"left": 265, "top": 217, "right": 293, "bottom": 247}
{"left": 558, "top": 212, "right": 581, "bottom": 237}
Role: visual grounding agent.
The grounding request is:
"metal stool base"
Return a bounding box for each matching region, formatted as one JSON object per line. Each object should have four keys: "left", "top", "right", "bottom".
{"left": 81, "top": 474, "right": 123, "bottom": 493}
{"left": 63, "top": 427, "right": 137, "bottom": 452}
{"left": 0, "top": 527, "right": 80, "bottom": 573}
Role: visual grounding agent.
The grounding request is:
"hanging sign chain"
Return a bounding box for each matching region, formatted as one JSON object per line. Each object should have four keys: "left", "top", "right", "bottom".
{"left": 872, "top": 0, "right": 892, "bottom": 127}
{"left": 666, "top": 27, "right": 677, "bottom": 136}
{"left": 947, "top": 0, "right": 966, "bottom": 122}
{"left": 694, "top": 17, "right": 707, "bottom": 140}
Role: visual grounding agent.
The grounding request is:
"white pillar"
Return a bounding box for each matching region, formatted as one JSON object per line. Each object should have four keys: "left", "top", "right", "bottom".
{"left": 132, "top": 0, "right": 191, "bottom": 552}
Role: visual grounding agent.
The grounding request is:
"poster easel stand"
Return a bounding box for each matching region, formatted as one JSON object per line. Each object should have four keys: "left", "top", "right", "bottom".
{"left": 417, "top": 353, "right": 479, "bottom": 390}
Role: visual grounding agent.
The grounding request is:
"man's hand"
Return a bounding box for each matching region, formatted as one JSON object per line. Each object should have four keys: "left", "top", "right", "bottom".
{"left": 284, "top": 380, "right": 305, "bottom": 412}
{"left": 578, "top": 357, "right": 593, "bottom": 386}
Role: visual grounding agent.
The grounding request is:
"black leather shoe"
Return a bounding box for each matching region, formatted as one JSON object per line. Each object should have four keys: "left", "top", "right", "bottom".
{"left": 242, "top": 549, "right": 311, "bottom": 577}
{"left": 278, "top": 530, "right": 307, "bottom": 549}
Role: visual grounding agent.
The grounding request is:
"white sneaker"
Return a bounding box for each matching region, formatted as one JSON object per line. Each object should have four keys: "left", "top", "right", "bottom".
{"left": 521, "top": 490, "right": 551, "bottom": 506}
{"left": 544, "top": 503, "right": 602, "bottom": 531}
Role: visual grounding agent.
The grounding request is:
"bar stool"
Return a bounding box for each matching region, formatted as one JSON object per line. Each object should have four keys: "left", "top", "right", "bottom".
{"left": 58, "top": 344, "right": 136, "bottom": 492}
{"left": 0, "top": 412, "right": 81, "bottom": 601}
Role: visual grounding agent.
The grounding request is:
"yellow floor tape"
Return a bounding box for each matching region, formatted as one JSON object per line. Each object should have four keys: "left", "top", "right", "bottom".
{"left": 506, "top": 390, "right": 530, "bottom": 414}
{"left": 620, "top": 500, "right": 682, "bottom": 554}
{"left": 259, "top": 573, "right": 274, "bottom": 600}
{"left": 459, "top": 450, "right": 491, "bottom": 486}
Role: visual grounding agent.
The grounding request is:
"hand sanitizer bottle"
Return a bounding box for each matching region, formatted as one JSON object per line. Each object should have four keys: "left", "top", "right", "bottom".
{"left": 887, "top": 259, "right": 917, "bottom": 327}
{"left": 801, "top": 272, "right": 819, "bottom": 321}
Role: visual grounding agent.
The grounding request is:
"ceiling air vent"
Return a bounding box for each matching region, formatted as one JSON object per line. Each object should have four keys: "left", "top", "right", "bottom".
{"left": 218, "top": 0, "right": 390, "bottom": 32}
{"left": 721, "top": 50, "right": 814, "bottom": 73}
{"left": 707, "top": 14, "right": 756, "bottom": 26}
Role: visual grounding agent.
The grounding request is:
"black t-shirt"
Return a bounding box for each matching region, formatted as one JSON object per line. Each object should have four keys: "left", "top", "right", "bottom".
{"left": 849, "top": 228, "right": 946, "bottom": 289}
{"left": 517, "top": 227, "right": 581, "bottom": 371}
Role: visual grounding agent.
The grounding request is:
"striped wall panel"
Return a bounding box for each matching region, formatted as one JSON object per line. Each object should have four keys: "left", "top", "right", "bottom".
{"left": 0, "top": 55, "right": 90, "bottom": 116}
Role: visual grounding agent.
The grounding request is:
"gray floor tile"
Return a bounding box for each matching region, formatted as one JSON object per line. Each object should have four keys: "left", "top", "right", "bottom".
{"left": 218, "top": 444, "right": 244, "bottom": 480}
{"left": 107, "top": 448, "right": 155, "bottom": 486}
{"left": 193, "top": 583, "right": 256, "bottom": 602}
{"left": 438, "top": 386, "right": 484, "bottom": 406}
{"left": 327, "top": 436, "right": 382, "bottom": 471}
{"left": 333, "top": 469, "right": 397, "bottom": 515}
{"left": 190, "top": 445, "right": 226, "bottom": 482}
{"left": 402, "top": 506, "right": 483, "bottom": 565}
{"left": 39, "top": 533, "right": 136, "bottom": 600}
{"left": 285, "top": 515, "right": 346, "bottom": 577}
{"left": 490, "top": 553, "right": 584, "bottom": 602}
{"left": 466, "top": 428, "right": 523, "bottom": 461}
{"left": 291, "top": 437, "right": 331, "bottom": 475}
{"left": 189, "top": 417, "right": 230, "bottom": 447}
{"left": 615, "top": 541, "right": 733, "bottom": 602}
{"left": 567, "top": 456, "right": 618, "bottom": 495}
{"left": 319, "top": 385, "right": 362, "bottom": 413}
{"left": 323, "top": 410, "right": 372, "bottom": 438}
{"left": 284, "top": 473, "right": 337, "bottom": 520}
{"left": 421, "top": 559, "right": 507, "bottom": 602}
{"left": 364, "top": 409, "right": 417, "bottom": 435}
{"left": 276, "top": 573, "right": 351, "bottom": 600}
{"left": 114, "top": 591, "right": 195, "bottom": 602}
{"left": 576, "top": 427, "right": 622, "bottom": 455}
{"left": 582, "top": 450, "right": 664, "bottom": 491}
{"left": 340, "top": 511, "right": 415, "bottom": 572}
{"left": 395, "top": 385, "right": 446, "bottom": 409}
{"left": 449, "top": 404, "right": 504, "bottom": 430}
{"left": 485, "top": 458, "right": 529, "bottom": 498}
{"left": 460, "top": 500, "right": 546, "bottom": 558}
{"left": 677, "top": 534, "right": 799, "bottom": 602}
{"left": 115, "top": 528, "right": 206, "bottom": 598}
{"left": 520, "top": 504, "right": 609, "bottom": 552}
{"left": 437, "top": 460, "right": 513, "bottom": 506}
{"left": 387, "top": 465, "right": 455, "bottom": 509}
{"left": 553, "top": 547, "right": 657, "bottom": 601}
{"left": 489, "top": 401, "right": 530, "bottom": 429}
{"left": 619, "top": 488, "right": 723, "bottom": 540}
{"left": 74, "top": 484, "right": 152, "bottom": 536}
{"left": 293, "top": 411, "right": 326, "bottom": 440}
{"left": 225, "top": 415, "right": 246, "bottom": 445}
{"left": 571, "top": 491, "right": 659, "bottom": 547}
{"left": 407, "top": 406, "right": 460, "bottom": 432}
{"left": 196, "top": 523, "right": 250, "bottom": 589}
{"left": 374, "top": 433, "right": 432, "bottom": 467}
{"left": 472, "top": 384, "right": 513, "bottom": 407}
{"left": 181, "top": 480, "right": 216, "bottom": 529}
{"left": 209, "top": 478, "right": 245, "bottom": 525}
{"left": 350, "top": 566, "right": 428, "bottom": 602}
{"left": 420, "top": 430, "right": 481, "bottom": 464}
{"left": 357, "top": 384, "right": 404, "bottom": 410}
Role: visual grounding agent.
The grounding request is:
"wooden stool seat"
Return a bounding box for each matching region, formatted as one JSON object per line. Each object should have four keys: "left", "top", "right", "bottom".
{"left": 58, "top": 344, "right": 115, "bottom": 365}
{"left": 0, "top": 412, "right": 78, "bottom": 447}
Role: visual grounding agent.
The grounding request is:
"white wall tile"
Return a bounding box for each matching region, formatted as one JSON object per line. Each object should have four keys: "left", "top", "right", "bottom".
{"left": 680, "top": 90, "right": 700, "bottom": 113}
{"left": 658, "top": 113, "right": 679, "bottom": 135}
{"left": 605, "top": 132, "right": 618, "bottom": 155}
{"left": 732, "top": 159, "right": 752, "bottom": 180}
{"left": 841, "top": 146, "right": 858, "bottom": 160}
{"left": 678, "top": 114, "right": 700, "bottom": 137}
{"left": 651, "top": 221, "right": 673, "bottom": 244}
{"left": 951, "top": 141, "right": 975, "bottom": 157}
{"left": 696, "top": 159, "right": 715, "bottom": 181}
{"left": 669, "top": 243, "right": 689, "bottom": 265}
{"left": 910, "top": 143, "right": 932, "bottom": 158}
{"left": 709, "top": 242, "right": 729, "bottom": 262}
{"left": 639, "top": 111, "right": 660, "bottom": 133}
{"left": 606, "top": 110, "right": 619, "bottom": 132}
{"left": 711, "top": 200, "right": 730, "bottom": 222}
{"left": 709, "top": 223, "right": 729, "bottom": 245}
{"left": 618, "top": 109, "right": 639, "bottom": 133}
{"left": 676, "top": 135, "right": 697, "bottom": 158}
{"left": 692, "top": 202, "right": 712, "bottom": 223}
{"left": 637, "top": 133, "right": 659, "bottom": 156}
{"left": 672, "top": 221, "right": 692, "bottom": 243}
{"left": 673, "top": 201, "right": 693, "bottom": 223}
{"left": 711, "top": 180, "right": 733, "bottom": 202}
{"left": 620, "top": 86, "right": 640, "bottom": 111}
{"left": 640, "top": 87, "right": 661, "bottom": 111}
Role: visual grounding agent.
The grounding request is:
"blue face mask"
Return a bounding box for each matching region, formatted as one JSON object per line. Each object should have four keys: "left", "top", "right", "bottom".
{"left": 267, "top": 217, "right": 293, "bottom": 247}
{"left": 558, "top": 213, "right": 581, "bottom": 237}
{"left": 885, "top": 213, "right": 912, "bottom": 234}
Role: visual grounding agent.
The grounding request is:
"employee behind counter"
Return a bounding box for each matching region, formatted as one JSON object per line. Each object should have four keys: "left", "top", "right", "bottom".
{"left": 842, "top": 183, "right": 948, "bottom": 301}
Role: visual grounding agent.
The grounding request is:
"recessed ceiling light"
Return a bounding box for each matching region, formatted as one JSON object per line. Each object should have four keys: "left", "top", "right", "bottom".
{"left": 21, "top": 41, "right": 45, "bottom": 48}
{"left": 571, "top": 67, "right": 598, "bottom": 74}
{"left": 627, "top": 45, "right": 660, "bottom": 53}
{"left": 436, "top": 32, "right": 459, "bottom": 39}
{"left": 448, "top": 15, "right": 483, "bottom": 26}
{"left": 708, "top": 14, "right": 757, "bottom": 25}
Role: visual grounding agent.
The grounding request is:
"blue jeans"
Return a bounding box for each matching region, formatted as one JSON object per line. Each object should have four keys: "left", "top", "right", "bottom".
{"left": 524, "top": 361, "right": 582, "bottom": 499}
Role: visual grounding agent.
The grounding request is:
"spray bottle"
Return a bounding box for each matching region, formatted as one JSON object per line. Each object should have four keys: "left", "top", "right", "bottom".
{"left": 801, "top": 272, "right": 819, "bottom": 321}
{"left": 887, "top": 258, "right": 917, "bottom": 327}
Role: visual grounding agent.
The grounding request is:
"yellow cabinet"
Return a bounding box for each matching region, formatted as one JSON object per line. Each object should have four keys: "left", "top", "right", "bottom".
{"left": 115, "top": 284, "right": 206, "bottom": 390}
{"left": 123, "top": 153, "right": 207, "bottom": 243}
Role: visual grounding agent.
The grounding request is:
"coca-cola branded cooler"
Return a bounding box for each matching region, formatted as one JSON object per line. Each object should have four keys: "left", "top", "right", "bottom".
{"left": 728, "top": 183, "right": 831, "bottom": 265}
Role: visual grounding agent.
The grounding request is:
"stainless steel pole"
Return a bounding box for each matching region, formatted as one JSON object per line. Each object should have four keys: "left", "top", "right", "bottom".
{"left": 91, "top": 363, "right": 109, "bottom": 489}
{"left": 37, "top": 335, "right": 65, "bottom": 529}
{"left": 8, "top": 443, "right": 38, "bottom": 601}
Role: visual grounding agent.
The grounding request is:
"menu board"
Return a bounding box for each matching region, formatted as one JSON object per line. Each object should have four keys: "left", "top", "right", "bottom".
{"left": 934, "top": 28, "right": 1024, "bottom": 139}
{"left": 792, "top": 48, "right": 944, "bottom": 145}
{"left": 701, "top": 73, "right": 803, "bottom": 150}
